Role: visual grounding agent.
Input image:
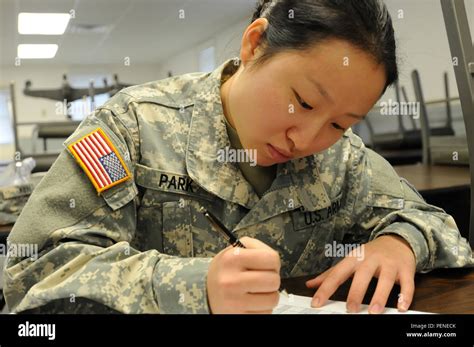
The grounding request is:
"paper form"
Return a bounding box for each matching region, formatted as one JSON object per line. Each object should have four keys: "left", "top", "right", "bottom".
{"left": 273, "top": 293, "right": 430, "bottom": 314}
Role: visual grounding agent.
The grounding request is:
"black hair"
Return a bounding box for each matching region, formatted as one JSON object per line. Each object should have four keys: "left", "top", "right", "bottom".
{"left": 250, "top": 0, "right": 398, "bottom": 93}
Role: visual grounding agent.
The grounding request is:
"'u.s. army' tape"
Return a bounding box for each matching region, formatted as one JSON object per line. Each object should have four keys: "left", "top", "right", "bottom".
{"left": 291, "top": 194, "right": 343, "bottom": 231}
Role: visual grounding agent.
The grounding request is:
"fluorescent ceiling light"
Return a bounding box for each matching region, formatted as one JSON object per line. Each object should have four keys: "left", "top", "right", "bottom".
{"left": 18, "top": 13, "right": 70, "bottom": 35}
{"left": 17, "top": 44, "right": 58, "bottom": 59}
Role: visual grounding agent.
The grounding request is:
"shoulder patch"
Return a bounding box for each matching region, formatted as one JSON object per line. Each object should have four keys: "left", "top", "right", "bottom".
{"left": 67, "top": 128, "right": 131, "bottom": 194}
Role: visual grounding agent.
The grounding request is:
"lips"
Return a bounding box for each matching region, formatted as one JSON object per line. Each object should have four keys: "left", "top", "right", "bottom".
{"left": 267, "top": 144, "right": 292, "bottom": 162}
{"left": 272, "top": 145, "right": 292, "bottom": 158}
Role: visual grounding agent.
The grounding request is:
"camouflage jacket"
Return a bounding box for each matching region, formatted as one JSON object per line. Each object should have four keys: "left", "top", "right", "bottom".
{"left": 0, "top": 173, "right": 46, "bottom": 225}
{"left": 3, "top": 58, "right": 473, "bottom": 314}
{"left": 0, "top": 183, "right": 35, "bottom": 225}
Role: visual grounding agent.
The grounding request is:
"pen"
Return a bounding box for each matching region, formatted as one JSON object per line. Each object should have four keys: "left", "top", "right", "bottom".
{"left": 199, "top": 206, "right": 246, "bottom": 248}
{"left": 199, "top": 206, "right": 288, "bottom": 297}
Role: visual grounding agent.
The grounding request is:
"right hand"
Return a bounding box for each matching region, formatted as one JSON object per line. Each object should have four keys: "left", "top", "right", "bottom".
{"left": 206, "top": 236, "right": 281, "bottom": 314}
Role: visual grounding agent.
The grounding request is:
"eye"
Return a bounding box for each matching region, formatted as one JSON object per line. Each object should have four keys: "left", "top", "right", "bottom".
{"left": 293, "top": 90, "right": 314, "bottom": 110}
{"left": 331, "top": 123, "right": 346, "bottom": 131}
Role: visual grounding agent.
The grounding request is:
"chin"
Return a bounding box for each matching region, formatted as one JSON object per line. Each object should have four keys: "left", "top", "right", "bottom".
{"left": 256, "top": 156, "right": 280, "bottom": 167}
{"left": 256, "top": 161, "right": 274, "bottom": 167}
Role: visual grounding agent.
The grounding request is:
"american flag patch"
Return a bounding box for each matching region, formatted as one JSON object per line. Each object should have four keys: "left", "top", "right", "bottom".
{"left": 68, "top": 128, "right": 131, "bottom": 193}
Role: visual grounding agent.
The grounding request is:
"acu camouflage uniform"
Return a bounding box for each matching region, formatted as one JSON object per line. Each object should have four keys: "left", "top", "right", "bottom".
{"left": 3, "top": 58, "right": 473, "bottom": 314}
{"left": 0, "top": 184, "right": 35, "bottom": 226}
{"left": 0, "top": 173, "right": 46, "bottom": 225}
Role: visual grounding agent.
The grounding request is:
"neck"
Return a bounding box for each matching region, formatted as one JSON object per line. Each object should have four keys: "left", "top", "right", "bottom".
{"left": 220, "top": 73, "right": 237, "bottom": 130}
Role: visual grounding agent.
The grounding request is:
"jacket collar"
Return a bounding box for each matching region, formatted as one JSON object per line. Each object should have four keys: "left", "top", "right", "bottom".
{"left": 186, "top": 58, "right": 260, "bottom": 209}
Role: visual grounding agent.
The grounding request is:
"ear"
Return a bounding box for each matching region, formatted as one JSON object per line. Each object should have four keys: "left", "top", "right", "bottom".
{"left": 240, "top": 18, "right": 269, "bottom": 67}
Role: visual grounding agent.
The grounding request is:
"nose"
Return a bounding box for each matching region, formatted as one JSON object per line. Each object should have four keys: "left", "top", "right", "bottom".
{"left": 288, "top": 118, "right": 325, "bottom": 153}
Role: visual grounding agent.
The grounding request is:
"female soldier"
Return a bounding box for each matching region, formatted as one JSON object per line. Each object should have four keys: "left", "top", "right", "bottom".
{"left": 4, "top": 0, "right": 473, "bottom": 314}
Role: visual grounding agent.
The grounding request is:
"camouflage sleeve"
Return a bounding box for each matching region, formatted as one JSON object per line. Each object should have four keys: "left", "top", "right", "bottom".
{"left": 3, "top": 95, "right": 212, "bottom": 314}
{"left": 346, "top": 147, "right": 473, "bottom": 273}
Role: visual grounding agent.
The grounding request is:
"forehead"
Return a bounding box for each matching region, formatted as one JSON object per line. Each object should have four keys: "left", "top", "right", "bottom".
{"left": 266, "top": 39, "right": 387, "bottom": 106}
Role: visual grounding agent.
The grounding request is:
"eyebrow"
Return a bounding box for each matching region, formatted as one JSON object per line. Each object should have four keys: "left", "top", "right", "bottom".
{"left": 306, "top": 76, "right": 367, "bottom": 120}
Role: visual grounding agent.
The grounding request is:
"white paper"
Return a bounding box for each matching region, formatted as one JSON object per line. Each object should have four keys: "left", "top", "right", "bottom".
{"left": 273, "top": 293, "right": 431, "bottom": 314}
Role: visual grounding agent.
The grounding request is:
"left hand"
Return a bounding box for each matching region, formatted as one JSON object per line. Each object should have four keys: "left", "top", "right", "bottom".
{"left": 305, "top": 235, "right": 416, "bottom": 313}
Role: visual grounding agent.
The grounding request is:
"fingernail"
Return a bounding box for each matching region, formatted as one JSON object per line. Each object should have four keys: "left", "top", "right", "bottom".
{"left": 347, "top": 302, "right": 357, "bottom": 313}
{"left": 399, "top": 302, "right": 409, "bottom": 311}
{"left": 369, "top": 304, "right": 381, "bottom": 314}
{"left": 312, "top": 297, "right": 320, "bottom": 307}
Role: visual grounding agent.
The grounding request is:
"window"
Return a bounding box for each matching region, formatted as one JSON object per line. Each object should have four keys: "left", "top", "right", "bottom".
{"left": 198, "top": 46, "right": 216, "bottom": 73}
{"left": 0, "top": 88, "right": 13, "bottom": 144}
{"left": 68, "top": 74, "right": 111, "bottom": 121}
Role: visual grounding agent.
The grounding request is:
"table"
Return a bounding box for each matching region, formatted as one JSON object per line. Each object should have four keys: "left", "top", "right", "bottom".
{"left": 281, "top": 268, "right": 474, "bottom": 313}
{"left": 393, "top": 164, "right": 470, "bottom": 192}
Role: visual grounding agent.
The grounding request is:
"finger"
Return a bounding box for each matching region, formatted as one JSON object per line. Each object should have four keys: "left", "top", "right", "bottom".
{"left": 243, "top": 292, "right": 280, "bottom": 311}
{"left": 232, "top": 248, "right": 280, "bottom": 272}
{"left": 346, "top": 262, "right": 378, "bottom": 313}
{"left": 397, "top": 271, "right": 415, "bottom": 312}
{"left": 306, "top": 268, "right": 332, "bottom": 288}
{"left": 240, "top": 270, "right": 281, "bottom": 293}
{"left": 312, "top": 259, "right": 356, "bottom": 308}
{"left": 368, "top": 267, "right": 398, "bottom": 314}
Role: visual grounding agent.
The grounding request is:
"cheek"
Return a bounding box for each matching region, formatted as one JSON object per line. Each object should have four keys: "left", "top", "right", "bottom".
{"left": 243, "top": 88, "right": 290, "bottom": 132}
{"left": 309, "top": 132, "right": 342, "bottom": 154}
{"left": 292, "top": 119, "right": 343, "bottom": 155}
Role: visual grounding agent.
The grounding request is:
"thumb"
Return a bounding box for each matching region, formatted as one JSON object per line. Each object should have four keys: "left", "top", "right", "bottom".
{"left": 240, "top": 236, "right": 274, "bottom": 251}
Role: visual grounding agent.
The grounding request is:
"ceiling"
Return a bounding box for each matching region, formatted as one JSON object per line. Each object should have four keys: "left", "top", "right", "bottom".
{"left": 0, "top": 0, "right": 255, "bottom": 66}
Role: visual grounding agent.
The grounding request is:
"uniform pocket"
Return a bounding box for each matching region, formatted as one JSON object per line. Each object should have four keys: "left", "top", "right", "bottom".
{"left": 135, "top": 164, "right": 228, "bottom": 257}
{"left": 162, "top": 201, "right": 194, "bottom": 257}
